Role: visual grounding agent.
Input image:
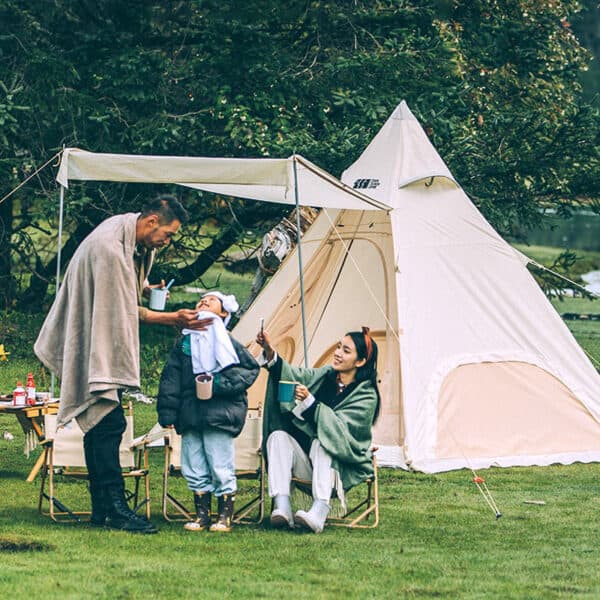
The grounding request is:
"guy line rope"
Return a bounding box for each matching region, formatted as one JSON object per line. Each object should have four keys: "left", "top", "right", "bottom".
{"left": 321, "top": 207, "right": 502, "bottom": 518}
{"left": 0, "top": 150, "right": 62, "bottom": 207}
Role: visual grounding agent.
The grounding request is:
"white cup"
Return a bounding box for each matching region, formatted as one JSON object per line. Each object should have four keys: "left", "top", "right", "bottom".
{"left": 195, "top": 374, "right": 214, "bottom": 400}
{"left": 149, "top": 288, "right": 168, "bottom": 310}
{"left": 35, "top": 392, "right": 51, "bottom": 404}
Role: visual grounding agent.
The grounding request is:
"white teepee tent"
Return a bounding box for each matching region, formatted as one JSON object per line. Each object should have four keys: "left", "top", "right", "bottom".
{"left": 233, "top": 101, "right": 600, "bottom": 473}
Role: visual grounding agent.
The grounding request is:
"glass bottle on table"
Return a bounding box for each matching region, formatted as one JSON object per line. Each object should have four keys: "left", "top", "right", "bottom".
{"left": 13, "top": 381, "right": 26, "bottom": 406}
{"left": 26, "top": 372, "right": 36, "bottom": 406}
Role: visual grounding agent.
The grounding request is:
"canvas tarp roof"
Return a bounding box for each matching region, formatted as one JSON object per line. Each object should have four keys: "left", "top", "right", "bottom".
{"left": 56, "top": 148, "right": 391, "bottom": 211}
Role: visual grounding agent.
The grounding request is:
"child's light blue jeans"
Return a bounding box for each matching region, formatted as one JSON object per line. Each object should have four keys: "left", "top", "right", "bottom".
{"left": 180, "top": 427, "right": 236, "bottom": 496}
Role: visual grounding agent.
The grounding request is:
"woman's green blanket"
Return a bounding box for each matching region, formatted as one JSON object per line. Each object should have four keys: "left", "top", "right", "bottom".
{"left": 263, "top": 360, "right": 377, "bottom": 491}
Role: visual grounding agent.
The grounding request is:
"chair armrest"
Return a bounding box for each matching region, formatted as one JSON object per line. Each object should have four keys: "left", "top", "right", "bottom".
{"left": 130, "top": 426, "right": 170, "bottom": 449}
{"left": 130, "top": 434, "right": 149, "bottom": 450}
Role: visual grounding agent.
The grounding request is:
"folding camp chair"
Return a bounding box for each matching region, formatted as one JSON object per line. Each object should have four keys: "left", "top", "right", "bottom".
{"left": 160, "top": 408, "right": 264, "bottom": 524}
{"left": 290, "top": 450, "right": 379, "bottom": 529}
{"left": 38, "top": 401, "right": 151, "bottom": 523}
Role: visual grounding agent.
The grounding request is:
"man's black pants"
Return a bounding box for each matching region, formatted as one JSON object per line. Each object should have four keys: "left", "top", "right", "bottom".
{"left": 83, "top": 403, "right": 126, "bottom": 487}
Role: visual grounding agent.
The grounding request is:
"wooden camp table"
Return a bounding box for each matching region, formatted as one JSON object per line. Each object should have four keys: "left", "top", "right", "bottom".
{"left": 0, "top": 399, "right": 59, "bottom": 482}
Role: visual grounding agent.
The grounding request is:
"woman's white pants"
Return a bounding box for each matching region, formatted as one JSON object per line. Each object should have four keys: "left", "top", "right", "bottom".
{"left": 266, "top": 430, "right": 335, "bottom": 504}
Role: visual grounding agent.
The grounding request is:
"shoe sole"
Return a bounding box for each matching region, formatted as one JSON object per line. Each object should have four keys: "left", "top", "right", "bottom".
{"left": 109, "top": 525, "right": 158, "bottom": 534}
{"left": 183, "top": 523, "right": 209, "bottom": 532}
{"left": 270, "top": 514, "right": 293, "bottom": 529}
{"left": 106, "top": 520, "right": 158, "bottom": 534}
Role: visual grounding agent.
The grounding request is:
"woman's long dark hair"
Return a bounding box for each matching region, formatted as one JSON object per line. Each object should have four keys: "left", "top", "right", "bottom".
{"left": 347, "top": 327, "right": 381, "bottom": 424}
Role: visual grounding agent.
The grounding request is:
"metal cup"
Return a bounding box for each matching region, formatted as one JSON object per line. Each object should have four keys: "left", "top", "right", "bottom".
{"left": 149, "top": 288, "right": 168, "bottom": 310}
{"left": 277, "top": 380, "right": 298, "bottom": 404}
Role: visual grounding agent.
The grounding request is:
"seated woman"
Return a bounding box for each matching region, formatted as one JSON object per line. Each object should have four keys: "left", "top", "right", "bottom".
{"left": 256, "top": 326, "right": 380, "bottom": 533}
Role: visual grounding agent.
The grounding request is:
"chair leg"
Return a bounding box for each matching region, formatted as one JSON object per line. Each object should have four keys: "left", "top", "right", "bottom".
{"left": 38, "top": 454, "right": 49, "bottom": 516}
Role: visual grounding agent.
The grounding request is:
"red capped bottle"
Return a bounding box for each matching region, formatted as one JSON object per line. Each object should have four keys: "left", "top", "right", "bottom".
{"left": 13, "top": 382, "right": 26, "bottom": 406}
{"left": 26, "top": 372, "right": 36, "bottom": 406}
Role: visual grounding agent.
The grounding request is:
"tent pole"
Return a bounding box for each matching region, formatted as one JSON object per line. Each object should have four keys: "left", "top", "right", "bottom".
{"left": 292, "top": 156, "right": 309, "bottom": 367}
{"left": 51, "top": 183, "right": 66, "bottom": 398}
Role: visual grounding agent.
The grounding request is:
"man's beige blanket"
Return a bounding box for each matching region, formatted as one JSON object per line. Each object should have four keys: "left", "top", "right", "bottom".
{"left": 35, "top": 213, "right": 142, "bottom": 432}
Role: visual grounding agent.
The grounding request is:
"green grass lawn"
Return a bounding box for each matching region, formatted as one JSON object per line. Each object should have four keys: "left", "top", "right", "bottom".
{"left": 1, "top": 399, "right": 600, "bottom": 599}
{"left": 548, "top": 297, "right": 600, "bottom": 367}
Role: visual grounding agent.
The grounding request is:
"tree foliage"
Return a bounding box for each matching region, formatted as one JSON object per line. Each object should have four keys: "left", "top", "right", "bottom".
{"left": 0, "top": 0, "right": 598, "bottom": 308}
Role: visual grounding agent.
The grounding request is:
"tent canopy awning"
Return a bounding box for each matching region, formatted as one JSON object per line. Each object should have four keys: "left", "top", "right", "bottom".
{"left": 56, "top": 148, "right": 392, "bottom": 211}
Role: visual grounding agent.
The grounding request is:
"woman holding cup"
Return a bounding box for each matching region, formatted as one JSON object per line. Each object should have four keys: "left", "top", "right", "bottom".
{"left": 256, "top": 326, "right": 380, "bottom": 533}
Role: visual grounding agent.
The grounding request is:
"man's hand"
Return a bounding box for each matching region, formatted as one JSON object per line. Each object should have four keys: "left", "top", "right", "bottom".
{"left": 141, "top": 308, "right": 214, "bottom": 329}
{"left": 174, "top": 309, "right": 214, "bottom": 330}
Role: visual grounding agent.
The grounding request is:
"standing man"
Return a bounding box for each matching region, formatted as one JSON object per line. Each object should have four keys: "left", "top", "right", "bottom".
{"left": 35, "top": 195, "right": 211, "bottom": 533}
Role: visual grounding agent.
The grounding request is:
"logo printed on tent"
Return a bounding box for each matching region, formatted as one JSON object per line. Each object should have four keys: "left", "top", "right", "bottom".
{"left": 353, "top": 178, "right": 380, "bottom": 189}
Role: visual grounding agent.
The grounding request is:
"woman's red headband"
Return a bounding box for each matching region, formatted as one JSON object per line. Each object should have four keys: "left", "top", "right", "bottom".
{"left": 362, "top": 326, "right": 373, "bottom": 362}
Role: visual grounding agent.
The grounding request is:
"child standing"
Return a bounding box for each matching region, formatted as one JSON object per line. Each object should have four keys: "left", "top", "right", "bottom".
{"left": 157, "top": 291, "right": 259, "bottom": 532}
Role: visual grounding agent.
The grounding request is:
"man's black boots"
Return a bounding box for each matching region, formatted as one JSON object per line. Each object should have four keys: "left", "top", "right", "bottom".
{"left": 89, "top": 483, "right": 107, "bottom": 527}
{"left": 105, "top": 483, "right": 158, "bottom": 534}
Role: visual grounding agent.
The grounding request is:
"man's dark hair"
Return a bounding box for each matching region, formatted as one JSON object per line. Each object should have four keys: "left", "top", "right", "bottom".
{"left": 141, "top": 194, "right": 189, "bottom": 225}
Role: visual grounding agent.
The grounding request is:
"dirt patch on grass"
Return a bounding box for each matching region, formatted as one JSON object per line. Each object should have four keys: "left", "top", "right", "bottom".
{"left": 0, "top": 536, "right": 54, "bottom": 552}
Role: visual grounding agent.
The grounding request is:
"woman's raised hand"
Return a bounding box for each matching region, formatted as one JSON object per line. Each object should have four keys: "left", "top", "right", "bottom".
{"left": 256, "top": 329, "right": 275, "bottom": 362}
{"left": 294, "top": 384, "right": 310, "bottom": 401}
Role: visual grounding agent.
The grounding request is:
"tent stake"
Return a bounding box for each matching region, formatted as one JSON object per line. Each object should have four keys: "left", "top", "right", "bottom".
{"left": 292, "top": 156, "right": 309, "bottom": 367}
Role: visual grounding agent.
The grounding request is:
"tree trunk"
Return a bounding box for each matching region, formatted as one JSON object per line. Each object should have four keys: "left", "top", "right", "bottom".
{"left": 172, "top": 202, "right": 287, "bottom": 285}
{"left": 0, "top": 198, "right": 14, "bottom": 310}
{"left": 19, "top": 220, "right": 96, "bottom": 309}
{"left": 174, "top": 221, "right": 244, "bottom": 285}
